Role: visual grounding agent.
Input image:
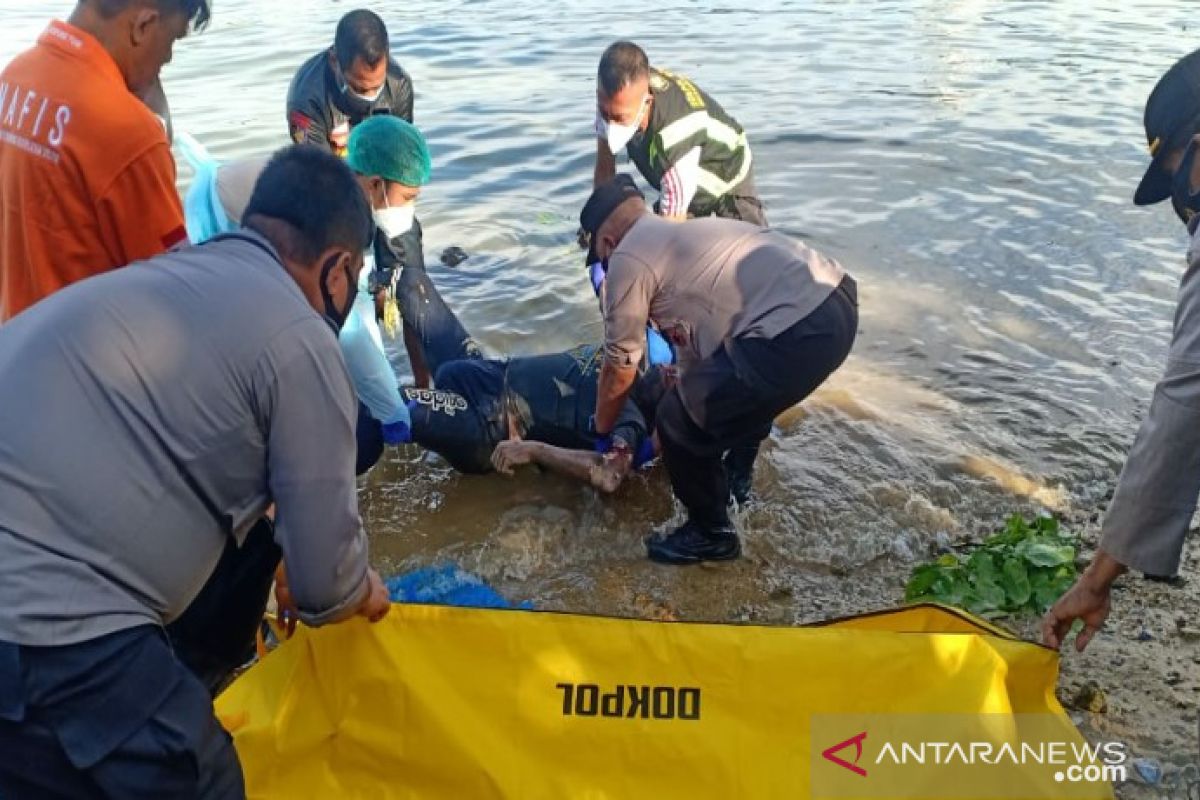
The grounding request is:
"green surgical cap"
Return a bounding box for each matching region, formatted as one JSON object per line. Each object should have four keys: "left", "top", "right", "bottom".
{"left": 346, "top": 116, "right": 431, "bottom": 187}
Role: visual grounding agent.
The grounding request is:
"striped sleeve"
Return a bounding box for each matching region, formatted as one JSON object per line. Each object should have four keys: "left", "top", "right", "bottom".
{"left": 658, "top": 146, "right": 702, "bottom": 217}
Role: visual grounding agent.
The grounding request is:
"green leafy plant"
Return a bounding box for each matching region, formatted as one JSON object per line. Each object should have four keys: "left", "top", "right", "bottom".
{"left": 904, "top": 515, "right": 1077, "bottom": 617}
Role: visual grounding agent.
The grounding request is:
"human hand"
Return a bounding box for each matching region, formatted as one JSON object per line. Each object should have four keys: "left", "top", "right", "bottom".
{"left": 1041, "top": 577, "right": 1111, "bottom": 652}
{"left": 274, "top": 563, "right": 299, "bottom": 639}
{"left": 492, "top": 440, "right": 537, "bottom": 475}
{"left": 1041, "top": 551, "right": 1125, "bottom": 652}
{"left": 356, "top": 568, "right": 391, "bottom": 623}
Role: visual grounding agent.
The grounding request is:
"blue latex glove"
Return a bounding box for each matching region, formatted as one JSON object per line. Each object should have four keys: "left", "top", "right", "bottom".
{"left": 382, "top": 420, "right": 411, "bottom": 445}
{"left": 646, "top": 328, "right": 675, "bottom": 366}
{"left": 633, "top": 437, "right": 656, "bottom": 468}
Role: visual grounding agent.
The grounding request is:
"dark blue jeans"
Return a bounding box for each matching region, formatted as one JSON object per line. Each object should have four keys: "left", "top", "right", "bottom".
{"left": 397, "top": 264, "right": 481, "bottom": 376}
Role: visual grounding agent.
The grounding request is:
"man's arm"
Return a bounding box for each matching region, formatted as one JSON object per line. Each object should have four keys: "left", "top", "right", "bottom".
{"left": 392, "top": 69, "right": 415, "bottom": 122}
{"left": 598, "top": 255, "right": 656, "bottom": 431}
{"left": 1098, "top": 258, "right": 1200, "bottom": 576}
{"left": 594, "top": 136, "right": 617, "bottom": 189}
{"left": 1043, "top": 249, "right": 1200, "bottom": 650}
{"left": 138, "top": 76, "right": 173, "bottom": 143}
{"left": 595, "top": 360, "right": 638, "bottom": 434}
{"left": 262, "top": 323, "right": 389, "bottom": 626}
{"left": 492, "top": 440, "right": 632, "bottom": 493}
{"left": 96, "top": 143, "right": 187, "bottom": 266}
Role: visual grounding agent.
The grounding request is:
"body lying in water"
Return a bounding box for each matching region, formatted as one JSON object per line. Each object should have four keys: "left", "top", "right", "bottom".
{"left": 361, "top": 264, "right": 671, "bottom": 492}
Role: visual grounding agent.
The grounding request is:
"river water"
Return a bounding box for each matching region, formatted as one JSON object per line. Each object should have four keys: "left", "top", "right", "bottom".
{"left": 2, "top": 1, "right": 1196, "bottom": 620}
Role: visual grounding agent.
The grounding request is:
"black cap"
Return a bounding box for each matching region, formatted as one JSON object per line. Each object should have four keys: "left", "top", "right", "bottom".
{"left": 1135, "top": 48, "right": 1200, "bottom": 206}
{"left": 580, "top": 175, "right": 644, "bottom": 263}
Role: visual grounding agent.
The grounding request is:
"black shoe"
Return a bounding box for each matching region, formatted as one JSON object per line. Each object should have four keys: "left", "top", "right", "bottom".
{"left": 646, "top": 521, "right": 741, "bottom": 565}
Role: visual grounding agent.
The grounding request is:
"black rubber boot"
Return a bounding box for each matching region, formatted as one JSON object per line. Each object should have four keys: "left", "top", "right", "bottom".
{"left": 646, "top": 520, "right": 741, "bottom": 565}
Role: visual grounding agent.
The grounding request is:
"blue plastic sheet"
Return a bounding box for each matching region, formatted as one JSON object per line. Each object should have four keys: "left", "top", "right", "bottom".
{"left": 386, "top": 565, "right": 532, "bottom": 610}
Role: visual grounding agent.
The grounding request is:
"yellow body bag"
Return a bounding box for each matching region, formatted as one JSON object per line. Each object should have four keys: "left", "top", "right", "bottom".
{"left": 216, "top": 603, "right": 1113, "bottom": 800}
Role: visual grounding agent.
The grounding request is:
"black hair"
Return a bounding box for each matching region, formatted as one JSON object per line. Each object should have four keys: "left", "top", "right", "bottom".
{"left": 334, "top": 9, "right": 390, "bottom": 70}
{"left": 243, "top": 145, "right": 374, "bottom": 264}
{"left": 90, "top": 0, "right": 211, "bottom": 32}
{"left": 598, "top": 40, "right": 649, "bottom": 96}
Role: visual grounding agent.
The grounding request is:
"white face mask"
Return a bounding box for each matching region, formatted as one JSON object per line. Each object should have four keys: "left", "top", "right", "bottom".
{"left": 374, "top": 199, "right": 415, "bottom": 239}
{"left": 340, "top": 79, "right": 384, "bottom": 104}
{"left": 603, "top": 94, "right": 650, "bottom": 155}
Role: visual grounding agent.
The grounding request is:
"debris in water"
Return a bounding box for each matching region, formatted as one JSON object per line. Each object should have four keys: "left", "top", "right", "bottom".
{"left": 440, "top": 246, "right": 468, "bottom": 267}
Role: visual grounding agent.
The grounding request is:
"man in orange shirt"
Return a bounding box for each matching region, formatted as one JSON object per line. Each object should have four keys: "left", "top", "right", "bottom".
{"left": 0, "top": 0, "right": 210, "bottom": 321}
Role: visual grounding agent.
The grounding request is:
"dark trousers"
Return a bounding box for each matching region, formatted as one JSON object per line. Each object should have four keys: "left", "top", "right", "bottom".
{"left": 0, "top": 625, "right": 245, "bottom": 799}
{"left": 166, "top": 519, "right": 281, "bottom": 695}
{"left": 0, "top": 520, "right": 280, "bottom": 797}
{"left": 397, "top": 265, "right": 481, "bottom": 377}
{"left": 656, "top": 277, "right": 858, "bottom": 529}
{"left": 718, "top": 166, "right": 768, "bottom": 227}
{"left": 356, "top": 400, "right": 386, "bottom": 474}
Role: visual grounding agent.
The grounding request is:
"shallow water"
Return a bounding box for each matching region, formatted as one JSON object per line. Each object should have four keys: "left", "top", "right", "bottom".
{"left": 2, "top": 0, "right": 1196, "bottom": 619}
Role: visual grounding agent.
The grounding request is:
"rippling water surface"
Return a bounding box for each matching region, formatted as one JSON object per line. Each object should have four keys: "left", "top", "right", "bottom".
{"left": 2, "top": 0, "right": 1196, "bottom": 619}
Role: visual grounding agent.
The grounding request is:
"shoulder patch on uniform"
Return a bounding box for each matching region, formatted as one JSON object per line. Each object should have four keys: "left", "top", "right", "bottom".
{"left": 675, "top": 75, "right": 706, "bottom": 110}
{"left": 652, "top": 68, "right": 705, "bottom": 109}
{"left": 289, "top": 110, "right": 312, "bottom": 143}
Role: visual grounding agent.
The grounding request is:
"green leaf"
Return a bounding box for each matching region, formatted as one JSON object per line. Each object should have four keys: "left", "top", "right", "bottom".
{"left": 972, "top": 575, "right": 1006, "bottom": 611}
{"left": 903, "top": 513, "right": 1075, "bottom": 617}
{"left": 1019, "top": 541, "right": 1074, "bottom": 568}
{"left": 905, "top": 565, "right": 942, "bottom": 601}
{"left": 968, "top": 550, "right": 998, "bottom": 581}
{"left": 1033, "top": 584, "right": 1063, "bottom": 612}
{"left": 1007, "top": 514, "right": 1031, "bottom": 536}
{"left": 1001, "top": 558, "right": 1032, "bottom": 608}
{"left": 1034, "top": 515, "right": 1059, "bottom": 536}
{"left": 1052, "top": 564, "right": 1076, "bottom": 583}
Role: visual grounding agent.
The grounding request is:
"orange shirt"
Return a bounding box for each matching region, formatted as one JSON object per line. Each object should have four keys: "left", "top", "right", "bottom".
{"left": 0, "top": 20, "right": 186, "bottom": 321}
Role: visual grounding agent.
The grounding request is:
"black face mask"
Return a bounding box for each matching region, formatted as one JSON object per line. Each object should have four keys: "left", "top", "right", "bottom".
{"left": 1172, "top": 141, "right": 1200, "bottom": 225}
{"left": 319, "top": 254, "right": 356, "bottom": 330}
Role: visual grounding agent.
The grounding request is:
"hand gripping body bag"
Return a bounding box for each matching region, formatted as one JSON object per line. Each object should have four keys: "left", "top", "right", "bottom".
{"left": 216, "top": 603, "right": 1113, "bottom": 800}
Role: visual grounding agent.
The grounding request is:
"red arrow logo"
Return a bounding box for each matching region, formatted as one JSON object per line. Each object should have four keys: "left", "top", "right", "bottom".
{"left": 822, "top": 731, "right": 868, "bottom": 777}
